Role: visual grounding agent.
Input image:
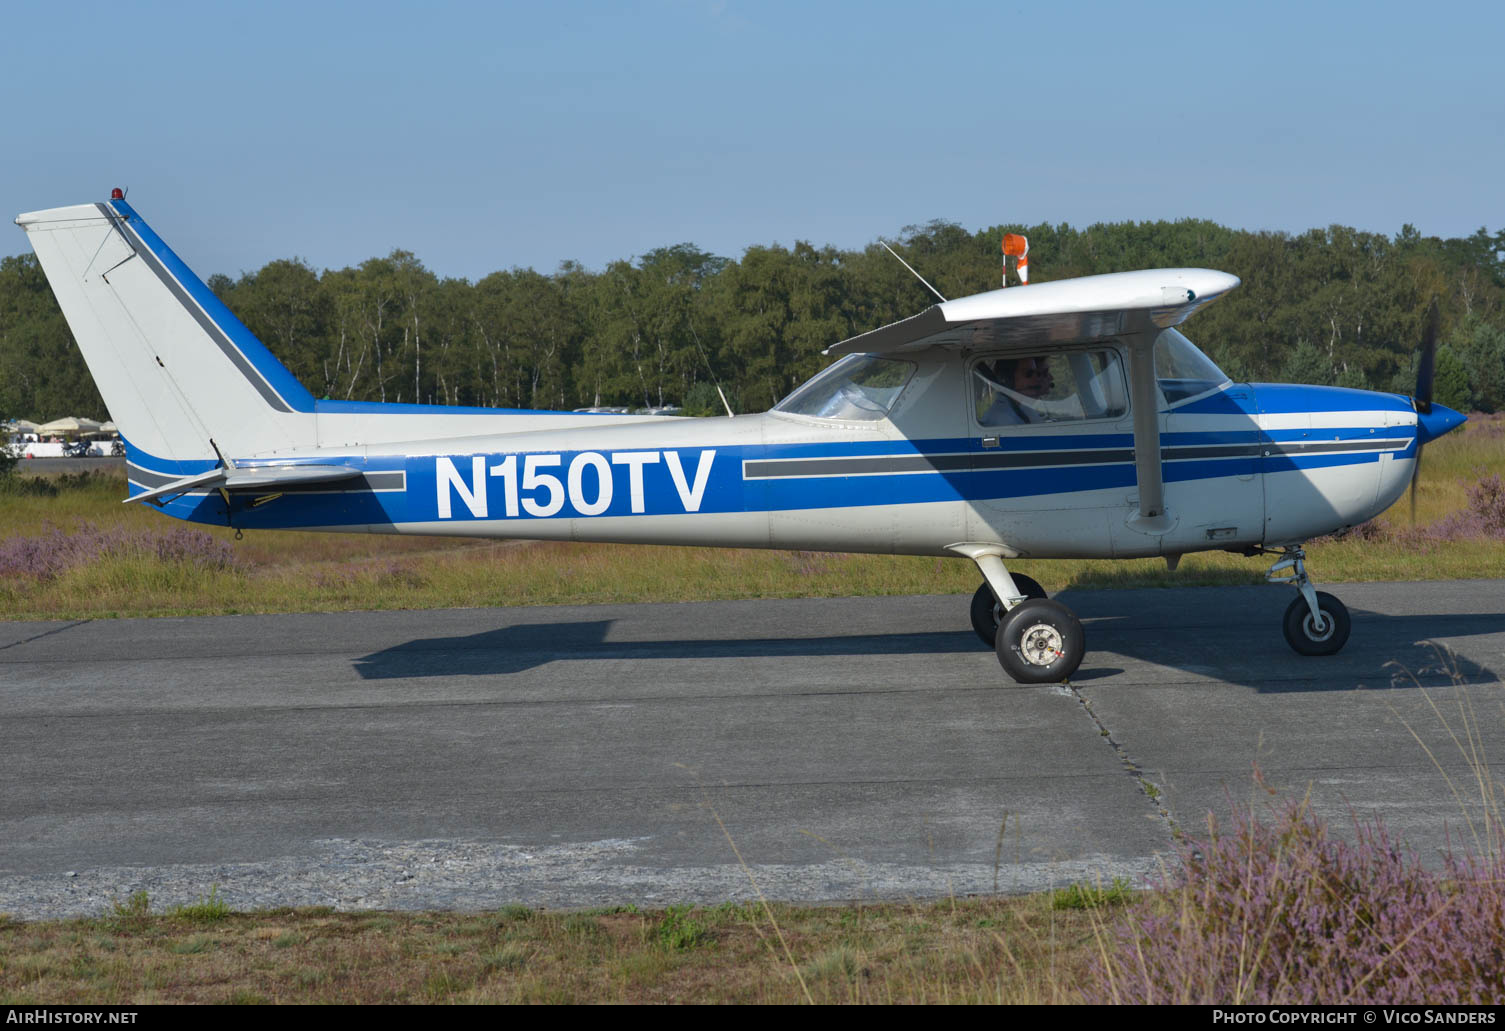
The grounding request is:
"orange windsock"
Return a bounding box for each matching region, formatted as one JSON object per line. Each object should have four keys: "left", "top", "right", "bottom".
{"left": 1001, "top": 233, "right": 1030, "bottom": 286}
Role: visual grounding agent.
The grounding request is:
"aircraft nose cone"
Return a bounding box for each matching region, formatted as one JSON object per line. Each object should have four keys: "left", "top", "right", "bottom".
{"left": 1416, "top": 403, "right": 1467, "bottom": 445}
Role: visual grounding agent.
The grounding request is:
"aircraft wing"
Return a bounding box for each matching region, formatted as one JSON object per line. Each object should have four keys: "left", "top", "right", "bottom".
{"left": 128, "top": 463, "right": 363, "bottom": 505}
{"left": 825, "top": 268, "right": 1239, "bottom": 356}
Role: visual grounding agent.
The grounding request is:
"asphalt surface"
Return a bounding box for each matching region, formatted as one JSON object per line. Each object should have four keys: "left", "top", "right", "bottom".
{"left": 14, "top": 457, "right": 125, "bottom": 476}
{"left": 2, "top": 581, "right": 1503, "bottom": 918}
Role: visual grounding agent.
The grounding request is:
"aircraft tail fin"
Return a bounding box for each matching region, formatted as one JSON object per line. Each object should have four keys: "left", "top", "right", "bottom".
{"left": 14, "top": 197, "right": 316, "bottom": 466}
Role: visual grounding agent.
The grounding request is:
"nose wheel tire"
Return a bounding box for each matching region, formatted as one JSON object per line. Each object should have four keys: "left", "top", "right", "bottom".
{"left": 1281, "top": 592, "right": 1351, "bottom": 656}
{"left": 996, "top": 598, "right": 1085, "bottom": 684}
{"left": 969, "top": 575, "right": 1048, "bottom": 647}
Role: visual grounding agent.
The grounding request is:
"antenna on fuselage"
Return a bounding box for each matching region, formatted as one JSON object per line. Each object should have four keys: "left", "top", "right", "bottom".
{"left": 687, "top": 320, "right": 735, "bottom": 417}
{"left": 879, "top": 240, "right": 947, "bottom": 304}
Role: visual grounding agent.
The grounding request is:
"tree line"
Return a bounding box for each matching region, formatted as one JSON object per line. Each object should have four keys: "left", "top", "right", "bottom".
{"left": 3, "top": 218, "right": 1502, "bottom": 423}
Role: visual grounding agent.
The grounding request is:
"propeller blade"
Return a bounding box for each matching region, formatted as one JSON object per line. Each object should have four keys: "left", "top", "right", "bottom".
{"left": 1415, "top": 299, "right": 1439, "bottom": 416}
{"left": 1409, "top": 298, "right": 1441, "bottom": 522}
{"left": 1409, "top": 446, "right": 1422, "bottom": 523}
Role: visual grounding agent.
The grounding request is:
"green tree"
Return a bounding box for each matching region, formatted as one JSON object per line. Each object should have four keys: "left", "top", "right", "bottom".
{"left": 4, "top": 215, "right": 1504, "bottom": 419}
{"left": 1454, "top": 317, "right": 1505, "bottom": 412}
{"left": 0, "top": 254, "right": 103, "bottom": 420}
{"left": 220, "top": 259, "right": 332, "bottom": 395}
{"left": 1432, "top": 345, "right": 1471, "bottom": 412}
{"left": 1281, "top": 340, "right": 1332, "bottom": 385}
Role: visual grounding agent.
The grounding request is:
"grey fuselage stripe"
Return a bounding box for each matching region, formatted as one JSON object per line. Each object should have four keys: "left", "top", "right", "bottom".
{"left": 1266, "top": 438, "right": 1410, "bottom": 455}
{"left": 742, "top": 438, "right": 1410, "bottom": 479}
{"left": 231, "top": 472, "right": 406, "bottom": 494}
{"left": 99, "top": 205, "right": 294, "bottom": 413}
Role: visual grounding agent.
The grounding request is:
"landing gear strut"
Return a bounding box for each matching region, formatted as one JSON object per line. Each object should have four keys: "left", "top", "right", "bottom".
{"left": 969, "top": 574, "right": 1047, "bottom": 647}
{"left": 1265, "top": 545, "right": 1351, "bottom": 656}
{"left": 951, "top": 545, "right": 1083, "bottom": 683}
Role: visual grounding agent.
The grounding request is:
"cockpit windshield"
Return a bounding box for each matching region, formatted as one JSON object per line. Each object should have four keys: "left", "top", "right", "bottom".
{"left": 774, "top": 354, "right": 916, "bottom": 421}
{"left": 1155, "top": 328, "right": 1231, "bottom": 405}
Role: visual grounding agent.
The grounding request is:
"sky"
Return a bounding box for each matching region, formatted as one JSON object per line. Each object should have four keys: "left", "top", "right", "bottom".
{"left": 2, "top": 0, "right": 1500, "bottom": 282}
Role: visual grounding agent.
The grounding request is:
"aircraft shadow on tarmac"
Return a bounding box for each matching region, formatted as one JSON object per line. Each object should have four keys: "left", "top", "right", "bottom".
{"left": 1066, "top": 596, "right": 1503, "bottom": 692}
{"left": 351, "top": 620, "right": 986, "bottom": 681}
{"left": 351, "top": 596, "right": 1503, "bottom": 692}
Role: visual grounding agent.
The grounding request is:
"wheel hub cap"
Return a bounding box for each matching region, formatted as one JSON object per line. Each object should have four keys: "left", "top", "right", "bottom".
{"left": 1019, "top": 623, "right": 1064, "bottom": 666}
{"left": 1304, "top": 612, "right": 1333, "bottom": 641}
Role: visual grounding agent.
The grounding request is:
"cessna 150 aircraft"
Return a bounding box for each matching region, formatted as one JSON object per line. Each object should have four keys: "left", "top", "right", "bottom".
{"left": 15, "top": 194, "right": 1467, "bottom": 683}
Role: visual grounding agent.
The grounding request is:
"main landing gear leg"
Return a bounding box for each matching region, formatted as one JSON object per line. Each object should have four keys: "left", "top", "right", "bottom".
{"left": 968, "top": 568, "right": 1047, "bottom": 648}
{"left": 951, "top": 547, "right": 1083, "bottom": 685}
{"left": 1265, "top": 545, "right": 1351, "bottom": 656}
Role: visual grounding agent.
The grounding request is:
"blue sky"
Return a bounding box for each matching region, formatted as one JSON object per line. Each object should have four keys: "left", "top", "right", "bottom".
{"left": 3, "top": 0, "right": 1500, "bottom": 281}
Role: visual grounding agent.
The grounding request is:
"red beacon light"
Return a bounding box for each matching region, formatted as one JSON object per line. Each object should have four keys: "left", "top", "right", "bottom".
{"left": 110, "top": 188, "right": 124, "bottom": 200}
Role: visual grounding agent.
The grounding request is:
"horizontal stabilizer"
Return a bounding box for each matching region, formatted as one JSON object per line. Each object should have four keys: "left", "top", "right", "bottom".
{"left": 128, "top": 464, "right": 363, "bottom": 505}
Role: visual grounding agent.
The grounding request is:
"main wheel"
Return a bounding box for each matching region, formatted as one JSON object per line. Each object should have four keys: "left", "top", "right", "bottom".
{"left": 969, "top": 575, "right": 1048, "bottom": 647}
{"left": 996, "top": 598, "right": 1085, "bottom": 684}
{"left": 1282, "top": 592, "right": 1351, "bottom": 656}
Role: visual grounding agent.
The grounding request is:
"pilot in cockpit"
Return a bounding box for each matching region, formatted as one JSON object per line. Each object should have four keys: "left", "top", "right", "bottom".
{"left": 978, "top": 355, "right": 1054, "bottom": 426}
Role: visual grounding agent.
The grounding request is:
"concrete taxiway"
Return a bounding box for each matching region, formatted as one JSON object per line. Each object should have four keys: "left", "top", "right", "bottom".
{"left": 2, "top": 581, "right": 1502, "bottom": 918}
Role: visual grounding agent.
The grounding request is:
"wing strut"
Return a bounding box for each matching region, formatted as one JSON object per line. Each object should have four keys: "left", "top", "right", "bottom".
{"left": 1125, "top": 333, "right": 1173, "bottom": 535}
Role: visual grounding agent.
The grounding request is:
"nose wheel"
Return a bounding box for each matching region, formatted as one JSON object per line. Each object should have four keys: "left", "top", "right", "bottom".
{"left": 1266, "top": 546, "right": 1351, "bottom": 656}
{"left": 1282, "top": 591, "right": 1350, "bottom": 655}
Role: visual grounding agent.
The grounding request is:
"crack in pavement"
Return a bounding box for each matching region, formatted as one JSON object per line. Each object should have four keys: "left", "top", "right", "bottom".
{"left": 1060, "top": 677, "right": 1180, "bottom": 841}
{"left": 0, "top": 620, "right": 92, "bottom": 653}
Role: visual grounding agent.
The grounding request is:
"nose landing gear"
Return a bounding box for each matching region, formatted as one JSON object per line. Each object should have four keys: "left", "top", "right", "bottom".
{"left": 1265, "top": 545, "right": 1351, "bottom": 656}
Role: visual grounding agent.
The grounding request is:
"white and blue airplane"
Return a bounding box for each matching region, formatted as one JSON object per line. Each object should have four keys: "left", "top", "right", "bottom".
{"left": 15, "top": 193, "right": 1467, "bottom": 683}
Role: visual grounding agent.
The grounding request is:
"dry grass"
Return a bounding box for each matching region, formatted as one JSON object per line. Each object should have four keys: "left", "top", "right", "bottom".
{"left": 2, "top": 414, "right": 1501, "bottom": 621}
{"left": 0, "top": 895, "right": 1107, "bottom": 1004}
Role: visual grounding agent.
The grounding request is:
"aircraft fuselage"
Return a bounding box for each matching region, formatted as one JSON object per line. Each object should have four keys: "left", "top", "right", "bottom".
{"left": 133, "top": 365, "right": 1426, "bottom": 562}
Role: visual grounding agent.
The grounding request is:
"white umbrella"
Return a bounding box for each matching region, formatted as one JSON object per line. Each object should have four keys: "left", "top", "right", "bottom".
{"left": 36, "top": 416, "right": 103, "bottom": 436}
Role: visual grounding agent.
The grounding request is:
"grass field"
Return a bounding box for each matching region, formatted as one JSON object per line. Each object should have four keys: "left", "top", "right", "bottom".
{"left": 2, "top": 413, "right": 1502, "bottom": 620}
{"left": 0, "top": 890, "right": 1123, "bottom": 1005}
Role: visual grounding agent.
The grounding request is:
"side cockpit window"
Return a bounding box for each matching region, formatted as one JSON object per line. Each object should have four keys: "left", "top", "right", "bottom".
{"left": 973, "top": 349, "right": 1128, "bottom": 427}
